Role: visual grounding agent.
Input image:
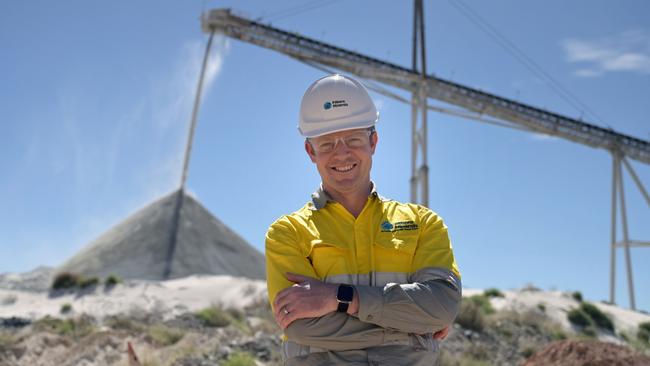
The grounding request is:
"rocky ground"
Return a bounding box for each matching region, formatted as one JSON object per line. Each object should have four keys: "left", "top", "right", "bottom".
{"left": 0, "top": 299, "right": 283, "bottom": 366}
{"left": 523, "top": 340, "right": 650, "bottom": 366}
{"left": 1, "top": 272, "right": 650, "bottom": 365}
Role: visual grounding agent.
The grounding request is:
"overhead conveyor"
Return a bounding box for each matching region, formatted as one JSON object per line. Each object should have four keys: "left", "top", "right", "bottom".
{"left": 200, "top": 8, "right": 650, "bottom": 165}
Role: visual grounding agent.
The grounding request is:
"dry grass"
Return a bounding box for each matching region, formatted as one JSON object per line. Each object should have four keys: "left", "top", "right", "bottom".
{"left": 104, "top": 315, "right": 145, "bottom": 333}
{"left": 438, "top": 350, "right": 493, "bottom": 366}
{"left": 0, "top": 331, "right": 17, "bottom": 352}
{"left": 490, "top": 309, "right": 566, "bottom": 341}
{"left": 146, "top": 325, "right": 184, "bottom": 347}
{"left": 222, "top": 351, "right": 257, "bottom": 366}
{"left": 195, "top": 305, "right": 232, "bottom": 328}
{"left": 32, "top": 315, "right": 96, "bottom": 340}
{"left": 456, "top": 295, "right": 494, "bottom": 332}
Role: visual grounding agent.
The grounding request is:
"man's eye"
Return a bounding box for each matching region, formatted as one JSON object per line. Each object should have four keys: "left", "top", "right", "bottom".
{"left": 318, "top": 142, "right": 334, "bottom": 151}
{"left": 346, "top": 138, "right": 363, "bottom": 146}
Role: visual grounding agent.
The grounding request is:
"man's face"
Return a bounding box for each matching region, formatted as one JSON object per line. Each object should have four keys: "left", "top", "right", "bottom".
{"left": 305, "top": 128, "right": 378, "bottom": 195}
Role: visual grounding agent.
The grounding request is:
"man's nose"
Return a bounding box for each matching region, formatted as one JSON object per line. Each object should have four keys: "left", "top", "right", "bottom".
{"left": 332, "top": 138, "right": 352, "bottom": 154}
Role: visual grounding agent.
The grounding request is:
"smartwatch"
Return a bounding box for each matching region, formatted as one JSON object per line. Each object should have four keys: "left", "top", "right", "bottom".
{"left": 336, "top": 284, "right": 354, "bottom": 312}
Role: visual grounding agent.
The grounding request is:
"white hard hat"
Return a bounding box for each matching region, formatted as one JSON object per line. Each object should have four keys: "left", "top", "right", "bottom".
{"left": 298, "top": 74, "right": 379, "bottom": 138}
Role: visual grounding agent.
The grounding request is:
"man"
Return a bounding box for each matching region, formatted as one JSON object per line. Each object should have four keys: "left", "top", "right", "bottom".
{"left": 266, "top": 74, "right": 461, "bottom": 365}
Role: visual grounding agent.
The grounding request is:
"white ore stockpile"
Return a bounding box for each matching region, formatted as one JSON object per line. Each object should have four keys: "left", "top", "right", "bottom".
{"left": 57, "top": 189, "right": 266, "bottom": 281}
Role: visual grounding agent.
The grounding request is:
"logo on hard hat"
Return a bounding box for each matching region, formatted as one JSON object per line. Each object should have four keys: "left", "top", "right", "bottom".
{"left": 323, "top": 102, "right": 332, "bottom": 110}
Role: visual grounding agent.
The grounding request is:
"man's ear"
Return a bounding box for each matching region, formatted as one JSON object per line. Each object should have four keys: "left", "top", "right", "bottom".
{"left": 370, "top": 132, "right": 379, "bottom": 155}
{"left": 305, "top": 140, "right": 317, "bottom": 163}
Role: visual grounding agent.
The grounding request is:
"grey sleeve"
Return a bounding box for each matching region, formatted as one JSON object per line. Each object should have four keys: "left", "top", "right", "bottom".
{"left": 355, "top": 267, "right": 462, "bottom": 334}
{"left": 284, "top": 312, "right": 393, "bottom": 351}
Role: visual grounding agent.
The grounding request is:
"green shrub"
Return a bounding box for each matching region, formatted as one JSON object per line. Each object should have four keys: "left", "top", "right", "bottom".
{"left": 572, "top": 291, "right": 583, "bottom": 302}
{"left": 196, "top": 306, "right": 232, "bottom": 327}
{"left": 222, "top": 351, "right": 256, "bottom": 366}
{"left": 104, "top": 315, "right": 144, "bottom": 332}
{"left": 51, "top": 272, "right": 81, "bottom": 290}
{"left": 105, "top": 274, "right": 122, "bottom": 287}
{"left": 537, "top": 303, "right": 546, "bottom": 312}
{"left": 60, "top": 303, "right": 72, "bottom": 314}
{"left": 34, "top": 316, "right": 73, "bottom": 336}
{"left": 640, "top": 332, "right": 649, "bottom": 343}
{"left": 147, "top": 325, "right": 184, "bottom": 346}
{"left": 33, "top": 315, "right": 95, "bottom": 339}
{"left": 582, "top": 326, "right": 597, "bottom": 338}
{"left": 521, "top": 346, "right": 536, "bottom": 358}
{"left": 567, "top": 309, "right": 592, "bottom": 328}
{"left": 550, "top": 328, "right": 567, "bottom": 341}
{"left": 51, "top": 273, "right": 103, "bottom": 291}
{"left": 0, "top": 331, "right": 16, "bottom": 352}
{"left": 620, "top": 331, "right": 630, "bottom": 342}
{"left": 484, "top": 288, "right": 504, "bottom": 298}
{"left": 456, "top": 298, "right": 486, "bottom": 332}
{"left": 78, "top": 276, "right": 99, "bottom": 289}
{"left": 489, "top": 309, "right": 565, "bottom": 342}
{"left": 638, "top": 321, "right": 650, "bottom": 343}
{"left": 638, "top": 322, "right": 650, "bottom": 333}
{"left": 455, "top": 295, "right": 496, "bottom": 332}
{"left": 580, "top": 302, "right": 614, "bottom": 332}
{"left": 467, "top": 295, "right": 495, "bottom": 315}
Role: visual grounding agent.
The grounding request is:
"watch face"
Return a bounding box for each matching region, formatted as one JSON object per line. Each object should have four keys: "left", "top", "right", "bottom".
{"left": 337, "top": 284, "right": 354, "bottom": 303}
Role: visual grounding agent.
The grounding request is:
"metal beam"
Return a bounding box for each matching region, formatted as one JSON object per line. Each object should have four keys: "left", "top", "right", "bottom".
{"left": 201, "top": 8, "right": 650, "bottom": 165}
{"left": 609, "top": 152, "right": 618, "bottom": 304}
{"left": 622, "top": 157, "right": 650, "bottom": 207}
{"left": 615, "top": 241, "right": 650, "bottom": 248}
{"left": 411, "top": 0, "right": 429, "bottom": 207}
{"left": 165, "top": 29, "right": 216, "bottom": 279}
{"left": 615, "top": 151, "right": 636, "bottom": 310}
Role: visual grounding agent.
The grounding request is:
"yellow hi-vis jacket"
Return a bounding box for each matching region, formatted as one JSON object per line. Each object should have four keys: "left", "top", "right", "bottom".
{"left": 266, "top": 185, "right": 462, "bottom": 366}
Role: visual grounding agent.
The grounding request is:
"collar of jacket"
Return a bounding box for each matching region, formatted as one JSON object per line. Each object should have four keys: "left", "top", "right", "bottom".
{"left": 309, "top": 181, "right": 386, "bottom": 210}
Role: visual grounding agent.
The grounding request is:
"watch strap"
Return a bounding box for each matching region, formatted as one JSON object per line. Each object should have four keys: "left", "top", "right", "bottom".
{"left": 336, "top": 284, "right": 354, "bottom": 313}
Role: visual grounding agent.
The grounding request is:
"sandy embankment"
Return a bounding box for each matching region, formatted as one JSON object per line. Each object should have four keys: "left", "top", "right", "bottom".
{"left": 0, "top": 275, "right": 267, "bottom": 321}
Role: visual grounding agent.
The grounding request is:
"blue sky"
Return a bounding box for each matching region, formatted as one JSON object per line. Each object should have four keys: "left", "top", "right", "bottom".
{"left": 1, "top": 0, "right": 649, "bottom": 312}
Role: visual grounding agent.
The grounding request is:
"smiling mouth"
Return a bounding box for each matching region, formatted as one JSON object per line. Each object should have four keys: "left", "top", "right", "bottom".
{"left": 332, "top": 164, "right": 357, "bottom": 172}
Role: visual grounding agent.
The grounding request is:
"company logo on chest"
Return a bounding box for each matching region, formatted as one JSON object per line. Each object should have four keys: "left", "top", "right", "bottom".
{"left": 380, "top": 220, "right": 419, "bottom": 233}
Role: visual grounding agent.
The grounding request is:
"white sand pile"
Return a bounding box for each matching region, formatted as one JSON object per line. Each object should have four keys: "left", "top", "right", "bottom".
{"left": 0, "top": 266, "right": 54, "bottom": 292}
{"left": 464, "top": 287, "right": 650, "bottom": 338}
{"left": 2, "top": 275, "right": 648, "bottom": 342}
{"left": 0, "top": 275, "right": 267, "bottom": 321}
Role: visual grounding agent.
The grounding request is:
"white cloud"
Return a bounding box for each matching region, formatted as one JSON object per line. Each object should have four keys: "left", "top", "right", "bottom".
{"left": 530, "top": 133, "right": 558, "bottom": 142}
{"left": 561, "top": 29, "right": 650, "bottom": 77}
{"left": 137, "top": 35, "right": 231, "bottom": 201}
{"left": 574, "top": 69, "right": 602, "bottom": 78}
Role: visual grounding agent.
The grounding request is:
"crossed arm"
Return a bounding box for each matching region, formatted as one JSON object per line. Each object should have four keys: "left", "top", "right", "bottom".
{"left": 273, "top": 269, "right": 460, "bottom": 350}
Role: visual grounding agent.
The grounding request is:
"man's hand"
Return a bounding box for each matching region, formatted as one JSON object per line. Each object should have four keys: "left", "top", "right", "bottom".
{"left": 273, "top": 273, "right": 338, "bottom": 329}
{"left": 432, "top": 326, "right": 450, "bottom": 340}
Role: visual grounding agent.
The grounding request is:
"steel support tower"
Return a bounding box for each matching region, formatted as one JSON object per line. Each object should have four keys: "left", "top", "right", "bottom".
{"left": 410, "top": 0, "right": 429, "bottom": 206}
